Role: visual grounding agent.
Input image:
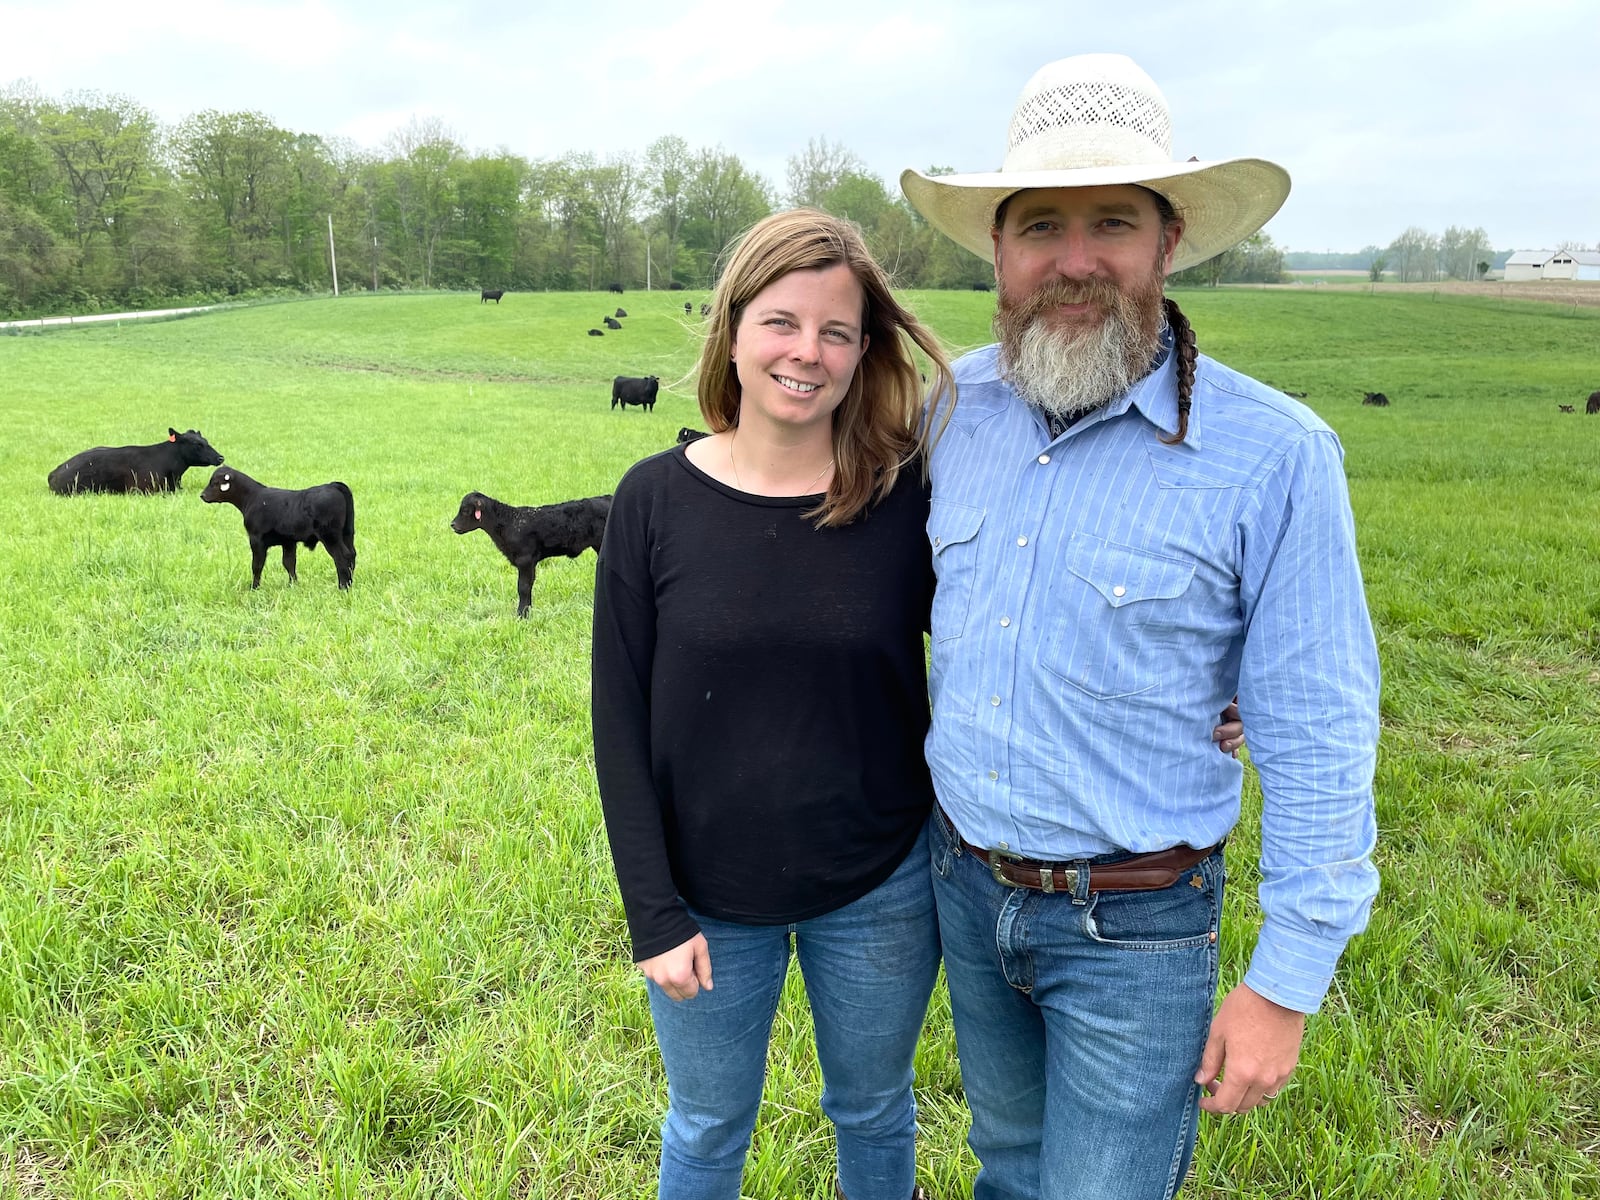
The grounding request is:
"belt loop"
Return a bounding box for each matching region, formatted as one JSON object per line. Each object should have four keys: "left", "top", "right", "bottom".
{"left": 1072, "top": 861, "right": 1092, "bottom": 904}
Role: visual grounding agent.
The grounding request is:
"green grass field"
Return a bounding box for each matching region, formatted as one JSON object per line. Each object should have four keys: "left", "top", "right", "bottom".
{"left": 3, "top": 288, "right": 1598, "bottom": 1199}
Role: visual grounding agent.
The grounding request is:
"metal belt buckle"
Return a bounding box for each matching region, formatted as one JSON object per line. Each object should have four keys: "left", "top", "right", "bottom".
{"left": 988, "top": 847, "right": 1076, "bottom": 894}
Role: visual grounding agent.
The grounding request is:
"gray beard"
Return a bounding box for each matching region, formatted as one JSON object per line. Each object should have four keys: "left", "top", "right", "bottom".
{"left": 1000, "top": 314, "right": 1154, "bottom": 422}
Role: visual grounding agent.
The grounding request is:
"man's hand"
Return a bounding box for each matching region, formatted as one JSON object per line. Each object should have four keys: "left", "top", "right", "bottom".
{"left": 1195, "top": 983, "right": 1305, "bottom": 1113}
{"left": 637, "top": 934, "right": 713, "bottom": 1001}
{"left": 1212, "top": 696, "right": 1245, "bottom": 758}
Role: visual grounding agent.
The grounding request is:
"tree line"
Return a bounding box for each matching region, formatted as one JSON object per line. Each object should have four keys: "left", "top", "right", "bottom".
{"left": 0, "top": 84, "right": 1005, "bottom": 317}
{"left": 2, "top": 82, "right": 1362, "bottom": 318}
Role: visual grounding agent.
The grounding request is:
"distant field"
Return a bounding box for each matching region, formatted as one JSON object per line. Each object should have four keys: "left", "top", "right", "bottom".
{"left": 3, "top": 289, "right": 1597, "bottom": 1199}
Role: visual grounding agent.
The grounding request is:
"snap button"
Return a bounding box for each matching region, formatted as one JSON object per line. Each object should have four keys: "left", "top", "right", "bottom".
{"left": 1016, "top": 535, "right": 1028, "bottom": 547}
{"left": 1037, "top": 453, "right": 1050, "bottom": 465}
{"left": 999, "top": 616, "right": 1011, "bottom": 628}
{"left": 1112, "top": 585, "right": 1127, "bottom": 597}
{"left": 990, "top": 695, "right": 1001, "bottom": 706}
{"left": 988, "top": 770, "right": 998, "bottom": 781}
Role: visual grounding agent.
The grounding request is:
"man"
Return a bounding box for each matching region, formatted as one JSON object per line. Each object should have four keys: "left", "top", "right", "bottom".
{"left": 900, "top": 54, "right": 1380, "bottom": 1200}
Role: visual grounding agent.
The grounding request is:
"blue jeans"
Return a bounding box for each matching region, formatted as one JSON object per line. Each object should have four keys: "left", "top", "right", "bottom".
{"left": 647, "top": 825, "right": 940, "bottom": 1200}
{"left": 929, "top": 807, "right": 1224, "bottom": 1200}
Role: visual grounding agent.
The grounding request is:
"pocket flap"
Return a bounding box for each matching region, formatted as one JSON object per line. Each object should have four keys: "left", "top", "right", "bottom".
{"left": 1065, "top": 533, "right": 1195, "bottom": 608}
{"left": 928, "top": 500, "right": 985, "bottom": 557}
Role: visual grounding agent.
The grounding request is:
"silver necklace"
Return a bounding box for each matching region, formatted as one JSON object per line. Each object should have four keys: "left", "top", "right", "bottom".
{"left": 729, "top": 428, "right": 834, "bottom": 495}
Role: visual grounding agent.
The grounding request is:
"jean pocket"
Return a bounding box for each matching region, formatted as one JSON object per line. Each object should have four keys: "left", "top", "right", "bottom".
{"left": 928, "top": 808, "right": 960, "bottom": 879}
{"left": 1083, "top": 855, "right": 1222, "bottom": 951}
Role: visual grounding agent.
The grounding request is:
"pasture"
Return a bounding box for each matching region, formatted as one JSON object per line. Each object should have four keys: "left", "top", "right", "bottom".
{"left": 2, "top": 288, "right": 1598, "bottom": 1199}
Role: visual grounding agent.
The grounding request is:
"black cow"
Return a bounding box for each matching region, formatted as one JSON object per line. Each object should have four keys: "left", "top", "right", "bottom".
{"left": 700, "top": 303, "right": 711, "bottom": 316}
{"left": 684, "top": 301, "right": 693, "bottom": 315}
{"left": 49, "top": 427, "right": 224, "bottom": 495}
{"left": 970, "top": 281, "right": 993, "bottom": 292}
{"left": 604, "top": 316, "right": 622, "bottom": 330}
{"left": 612, "top": 375, "right": 660, "bottom": 411}
{"left": 451, "top": 492, "right": 611, "bottom": 616}
{"left": 608, "top": 282, "right": 624, "bottom": 295}
{"left": 1588, "top": 391, "right": 1600, "bottom": 414}
{"left": 201, "top": 467, "right": 356, "bottom": 589}
{"left": 1559, "top": 405, "right": 1576, "bottom": 413}
{"left": 667, "top": 281, "right": 685, "bottom": 291}
{"left": 614, "top": 307, "right": 627, "bottom": 318}
{"left": 677, "top": 427, "right": 709, "bottom": 444}
{"left": 588, "top": 328, "right": 605, "bottom": 337}
{"left": 1361, "top": 392, "right": 1390, "bottom": 407}
{"left": 480, "top": 289, "right": 505, "bottom": 304}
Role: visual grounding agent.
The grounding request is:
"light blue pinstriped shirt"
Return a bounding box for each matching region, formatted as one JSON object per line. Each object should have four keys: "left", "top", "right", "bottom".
{"left": 925, "top": 341, "right": 1380, "bottom": 1013}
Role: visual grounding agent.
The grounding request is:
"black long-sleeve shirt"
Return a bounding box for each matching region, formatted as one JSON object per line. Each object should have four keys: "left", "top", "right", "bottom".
{"left": 591, "top": 445, "right": 936, "bottom": 961}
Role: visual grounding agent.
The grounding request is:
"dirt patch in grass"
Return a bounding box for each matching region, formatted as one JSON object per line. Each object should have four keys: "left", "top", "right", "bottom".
{"left": 1260, "top": 280, "right": 1600, "bottom": 309}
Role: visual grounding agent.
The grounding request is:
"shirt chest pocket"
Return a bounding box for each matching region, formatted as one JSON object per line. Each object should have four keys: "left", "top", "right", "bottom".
{"left": 928, "top": 500, "right": 985, "bottom": 643}
{"left": 1041, "top": 534, "right": 1197, "bottom": 699}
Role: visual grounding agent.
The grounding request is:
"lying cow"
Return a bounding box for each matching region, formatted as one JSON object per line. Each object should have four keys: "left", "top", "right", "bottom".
{"left": 451, "top": 492, "right": 611, "bottom": 617}
{"left": 612, "top": 375, "right": 660, "bottom": 411}
{"left": 1361, "top": 391, "right": 1390, "bottom": 407}
{"left": 614, "top": 307, "right": 627, "bottom": 318}
{"left": 481, "top": 289, "right": 505, "bottom": 304}
{"left": 588, "top": 328, "right": 605, "bottom": 337}
{"left": 201, "top": 467, "right": 356, "bottom": 589}
{"left": 1559, "top": 405, "right": 1576, "bottom": 413}
{"left": 49, "top": 427, "right": 224, "bottom": 495}
{"left": 604, "top": 316, "right": 623, "bottom": 330}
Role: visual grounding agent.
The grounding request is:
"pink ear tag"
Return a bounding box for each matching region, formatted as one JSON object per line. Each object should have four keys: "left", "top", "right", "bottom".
{"left": 474, "top": 508, "right": 482, "bottom": 520}
{"left": 168, "top": 434, "right": 177, "bottom": 442}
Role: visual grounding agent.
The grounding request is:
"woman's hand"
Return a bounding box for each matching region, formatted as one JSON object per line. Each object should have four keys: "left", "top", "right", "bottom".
{"left": 638, "top": 934, "right": 713, "bottom": 1001}
{"left": 1213, "top": 697, "right": 1245, "bottom": 758}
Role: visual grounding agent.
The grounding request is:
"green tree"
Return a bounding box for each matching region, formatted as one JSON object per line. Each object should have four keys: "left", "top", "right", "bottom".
{"left": 644, "top": 135, "right": 692, "bottom": 287}
{"left": 682, "top": 148, "right": 771, "bottom": 285}
{"left": 35, "top": 91, "right": 166, "bottom": 293}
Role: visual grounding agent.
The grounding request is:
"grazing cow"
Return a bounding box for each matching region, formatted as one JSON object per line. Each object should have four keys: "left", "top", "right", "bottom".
{"left": 970, "top": 281, "right": 993, "bottom": 291}
{"left": 608, "top": 282, "right": 624, "bottom": 295}
{"left": 201, "top": 467, "right": 356, "bottom": 589}
{"left": 1361, "top": 391, "right": 1390, "bottom": 407}
{"left": 677, "top": 427, "right": 709, "bottom": 444}
{"left": 451, "top": 492, "right": 611, "bottom": 617}
{"left": 604, "top": 316, "right": 623, "bottom": 330}
{"left": 1588, "top": 391, "right": 1600, "bottom": 414}
{"left": 614, "top": 308, "right": 627, "bottom": 318}
{"left": 480, "top": 289, "right": 505, "bottom": 304}
{"left": 1559, "top": 405, "right": 1576, "bottom": 413}
{"left": 49, "top": 427, "right": 224, "bottom": 495}
{"left": 700, "top": 303, "right": 711, "bottom": 316}
{"left": 684, "top": 301, "right": 693, "bottom": 315}
{"left": 612, "top": 375, "right": 661, "bottom": 412}
{"left": 667, "top": 281, "right": 685, "bottom": 291}
{"left": 588, "top": 328, "right": 605, "bottom": 337}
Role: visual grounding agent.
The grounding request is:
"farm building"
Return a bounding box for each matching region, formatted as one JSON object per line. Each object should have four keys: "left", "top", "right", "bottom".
{"left": 1503, "top": 250, "right": 1600, "bottom": 282}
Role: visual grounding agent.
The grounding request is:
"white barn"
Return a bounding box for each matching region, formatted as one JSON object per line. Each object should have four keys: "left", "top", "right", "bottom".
{"left": 1503, "top": 250, "right": 1600, "bottom": 282}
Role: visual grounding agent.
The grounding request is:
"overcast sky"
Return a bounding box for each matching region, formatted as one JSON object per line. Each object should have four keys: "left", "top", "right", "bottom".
{"left": 4, "top": 0, "right": 1594, "bottom": 254}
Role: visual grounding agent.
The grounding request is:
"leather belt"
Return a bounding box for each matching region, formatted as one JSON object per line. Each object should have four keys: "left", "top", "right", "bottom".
{"left": 946, "top": 817, "right": 1219, "bottom": 894}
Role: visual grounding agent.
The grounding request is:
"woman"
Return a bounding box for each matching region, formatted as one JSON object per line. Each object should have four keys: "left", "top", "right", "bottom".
{"left": 592, "top": 208, "right": 952, "bottom": 1200}
{"left": 591, "top": 209, "right": 1244, "bottom": 1200}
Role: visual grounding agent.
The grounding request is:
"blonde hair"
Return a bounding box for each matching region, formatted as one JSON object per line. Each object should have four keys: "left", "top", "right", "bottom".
{"left": 696, "top": 208, "right": 955, "bottom": 527}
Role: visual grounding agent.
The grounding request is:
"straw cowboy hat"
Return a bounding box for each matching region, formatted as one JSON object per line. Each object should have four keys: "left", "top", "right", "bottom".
{"left": 900, "top": 54, "right": 1290, "bottom": 274}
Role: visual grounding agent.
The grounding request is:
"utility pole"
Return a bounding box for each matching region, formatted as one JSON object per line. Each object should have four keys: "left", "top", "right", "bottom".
{"left": 327, "top": 214, "right": 339, "bottom": 296}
